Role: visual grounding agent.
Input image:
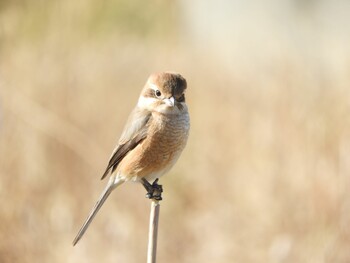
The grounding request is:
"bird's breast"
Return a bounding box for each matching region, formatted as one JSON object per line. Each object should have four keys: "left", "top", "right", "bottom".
{"left": 149, "top": 111, "right": 190, "bottom": 158}
{"left": 118, "top": 111, "right": 190, "bottom": 180}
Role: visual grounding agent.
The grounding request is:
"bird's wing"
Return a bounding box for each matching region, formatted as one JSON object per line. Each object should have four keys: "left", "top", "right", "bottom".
{"left": 101, "top": 107, "right": 152, "bottom": 179}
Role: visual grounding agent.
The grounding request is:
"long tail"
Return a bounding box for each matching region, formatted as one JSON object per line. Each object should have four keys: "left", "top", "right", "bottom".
{"left": 72, "top": 178, "right": 124, "bottom": 246}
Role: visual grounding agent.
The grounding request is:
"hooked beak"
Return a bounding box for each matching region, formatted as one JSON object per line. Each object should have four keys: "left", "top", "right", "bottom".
{"left": 163, "top": 96, "right": 175, "bottom": 107}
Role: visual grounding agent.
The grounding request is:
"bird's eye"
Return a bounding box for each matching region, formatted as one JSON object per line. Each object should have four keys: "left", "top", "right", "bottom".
{"left": 155, "top": 90, "right": 162, "bottom": 97}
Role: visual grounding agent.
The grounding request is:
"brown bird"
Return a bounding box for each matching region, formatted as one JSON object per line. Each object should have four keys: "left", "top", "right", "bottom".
{"left": 73, "top": 72, "right": 190, "bottom": 245}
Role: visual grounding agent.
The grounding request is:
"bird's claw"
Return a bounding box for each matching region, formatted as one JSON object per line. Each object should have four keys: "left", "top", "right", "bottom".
{"left": 142, "top": 178, "right": 163, "bottom": 201}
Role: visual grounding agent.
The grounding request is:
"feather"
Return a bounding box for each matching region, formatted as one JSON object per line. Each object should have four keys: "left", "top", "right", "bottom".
{"left": 72, "top": 178, "right": 124, "bottom": 245}
{"left": 101, "top": 107, "right": 152, "bottom": 179}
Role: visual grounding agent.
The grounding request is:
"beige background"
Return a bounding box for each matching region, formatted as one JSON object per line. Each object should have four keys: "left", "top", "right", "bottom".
{"left": 1, "top": 0, "right": 350, "bottom": 262}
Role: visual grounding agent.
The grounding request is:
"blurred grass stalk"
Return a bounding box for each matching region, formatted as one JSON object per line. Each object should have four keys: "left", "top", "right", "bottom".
{"left": 147, "top": 200, "right": 160, "bottom": 263}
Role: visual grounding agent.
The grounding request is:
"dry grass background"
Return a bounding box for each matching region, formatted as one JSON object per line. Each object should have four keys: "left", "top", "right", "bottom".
{"left": 1, "top": 0, "right": 350, "bottom": 262}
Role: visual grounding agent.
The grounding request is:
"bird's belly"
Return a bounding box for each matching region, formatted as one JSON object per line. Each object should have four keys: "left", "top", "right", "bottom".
{"left": 117, "top": 112, "right": 190, "bottom": 181}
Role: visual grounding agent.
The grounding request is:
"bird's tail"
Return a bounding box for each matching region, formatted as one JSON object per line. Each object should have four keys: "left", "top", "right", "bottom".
{"left": 72, "top": 177, "right": 124, "bottom": 246}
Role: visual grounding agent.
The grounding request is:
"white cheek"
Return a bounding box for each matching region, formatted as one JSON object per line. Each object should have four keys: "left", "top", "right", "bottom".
{"left": 138, "top": 96, "right": 157, "bottom": 108}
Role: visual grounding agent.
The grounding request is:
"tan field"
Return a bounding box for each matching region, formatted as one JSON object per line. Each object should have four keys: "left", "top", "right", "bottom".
{"left": 1, "top": 1, "right": 350, "bottom": 262}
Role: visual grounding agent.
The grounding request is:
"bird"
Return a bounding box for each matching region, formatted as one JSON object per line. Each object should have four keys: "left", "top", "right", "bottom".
{"left": 72, "top": 72, "right": 190, "bottom": 246}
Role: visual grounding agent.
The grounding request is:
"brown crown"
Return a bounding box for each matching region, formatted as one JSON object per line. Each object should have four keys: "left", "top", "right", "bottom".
{"left": 147, "top": 72, "right": 187, "bottom": 98}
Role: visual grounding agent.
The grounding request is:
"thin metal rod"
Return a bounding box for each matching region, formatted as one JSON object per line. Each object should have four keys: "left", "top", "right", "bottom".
{"left": 147, "top": 200, "right": 160, "bottom": 263}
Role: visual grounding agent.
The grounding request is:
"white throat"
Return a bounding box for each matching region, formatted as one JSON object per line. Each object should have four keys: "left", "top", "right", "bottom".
{"left": 138, "top": 95, "right": 187, "bottom": 114}
{"left": 138, "top": 96, "right": 157, "bottom": 109}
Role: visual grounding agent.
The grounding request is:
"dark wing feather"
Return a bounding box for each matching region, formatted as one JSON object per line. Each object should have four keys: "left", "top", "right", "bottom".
{"left": 101, "top": 108, "right": 151, "bottom": 180}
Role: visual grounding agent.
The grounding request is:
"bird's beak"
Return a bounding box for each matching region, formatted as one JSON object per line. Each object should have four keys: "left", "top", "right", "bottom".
{"left": 163, "top": 97, "right": 175, "bottom": 107}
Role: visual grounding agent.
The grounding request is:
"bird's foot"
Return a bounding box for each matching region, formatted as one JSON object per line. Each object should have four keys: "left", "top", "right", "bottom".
{"left": 141, "top": 178, "right": 163, "bottom": 201}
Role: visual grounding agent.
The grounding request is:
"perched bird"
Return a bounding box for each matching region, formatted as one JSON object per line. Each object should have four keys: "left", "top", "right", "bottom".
{"left": 73, "top": 72, "right": 190, "bottom": 246}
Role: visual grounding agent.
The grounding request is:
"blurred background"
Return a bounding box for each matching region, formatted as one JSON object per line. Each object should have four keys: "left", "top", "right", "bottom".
{"left": 1, "top": 0, "right": 350, "bottom": 262}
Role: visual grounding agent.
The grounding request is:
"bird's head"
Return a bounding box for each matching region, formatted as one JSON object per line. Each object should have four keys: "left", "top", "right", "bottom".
{"left": 138, "top": 72, "right": 187, "bottom": 114}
